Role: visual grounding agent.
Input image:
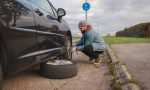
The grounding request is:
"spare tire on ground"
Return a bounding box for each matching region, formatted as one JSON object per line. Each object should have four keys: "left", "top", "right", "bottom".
{"left": 40, "top": 60, "right": 78, "bottom": 79}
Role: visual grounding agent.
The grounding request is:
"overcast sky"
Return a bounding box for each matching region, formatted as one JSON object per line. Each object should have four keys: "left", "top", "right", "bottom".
{"left": 50, "top": 0, "right": 150, "bottom": 35}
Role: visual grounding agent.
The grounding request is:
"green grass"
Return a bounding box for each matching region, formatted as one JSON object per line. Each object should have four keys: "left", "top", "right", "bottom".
{"left": 72, "top": 37, "right": 80, "bottom": 42}
{"left": 103, "top": 36, "right": 150, "bottom": 44}
{"left": 73, "top": 36, "right": 150, "bottom": 44}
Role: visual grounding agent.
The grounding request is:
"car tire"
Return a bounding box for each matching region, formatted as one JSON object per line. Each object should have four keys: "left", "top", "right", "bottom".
{"left": 59, "top": 36, "right": 72, "bottom": 60}
{"left": 0, "top": 64, "right": 3, "bottom": 90}
{"left": 40, "top": 60, "right": 77, "bottom": 79}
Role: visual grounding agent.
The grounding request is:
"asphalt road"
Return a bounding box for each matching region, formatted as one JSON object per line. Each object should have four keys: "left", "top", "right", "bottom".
{"left": 3, "top": 51, "right": 112, "bottom": 90}
{"left": 111, "top": 43, "right": 150, "bottom": 90}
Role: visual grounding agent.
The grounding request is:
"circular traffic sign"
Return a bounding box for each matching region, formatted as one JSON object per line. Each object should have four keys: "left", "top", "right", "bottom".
{"left": 82, "top": 2, "right": 90, "bottom": 11}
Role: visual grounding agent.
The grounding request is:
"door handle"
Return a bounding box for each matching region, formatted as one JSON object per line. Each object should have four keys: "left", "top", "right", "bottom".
{"left": 34, "top": 8, "right": 43, "bottom": 16}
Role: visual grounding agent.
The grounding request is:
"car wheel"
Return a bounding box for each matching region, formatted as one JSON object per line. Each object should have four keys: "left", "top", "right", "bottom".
{"left": 59, "top": 36, "right": 72, "bottom": 60}
{"left": 40, "top": 60, "right": 77, "bottom": 79}
{"left": 0, "top": 64, "right": 3, "bottom": 90}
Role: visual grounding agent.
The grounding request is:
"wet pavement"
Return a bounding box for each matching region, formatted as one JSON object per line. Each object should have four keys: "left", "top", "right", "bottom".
{"left": 3, "top": 51, "right": 112, "bottom": 90}
{"left": 111, "top": 43, "right": 150, "bottom": 90}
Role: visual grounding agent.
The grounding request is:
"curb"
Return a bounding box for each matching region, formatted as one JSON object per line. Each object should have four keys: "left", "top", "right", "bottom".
{"left": 106, "top": 45, "right": 140, "bottom": 90}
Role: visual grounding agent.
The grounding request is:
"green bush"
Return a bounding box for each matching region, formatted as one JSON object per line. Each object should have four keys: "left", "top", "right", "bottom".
{"left": 116, "top": 22, "right": 150, "bottom": 37}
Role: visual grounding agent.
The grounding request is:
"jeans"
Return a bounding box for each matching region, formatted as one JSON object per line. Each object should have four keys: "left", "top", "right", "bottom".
{"left": 82, "top": 44, "right": 104, "bottom": 59}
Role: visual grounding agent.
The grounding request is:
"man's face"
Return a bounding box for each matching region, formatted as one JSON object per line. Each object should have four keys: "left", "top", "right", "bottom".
{"left": 79, "top": 25, "right": 87, "bottom": 32}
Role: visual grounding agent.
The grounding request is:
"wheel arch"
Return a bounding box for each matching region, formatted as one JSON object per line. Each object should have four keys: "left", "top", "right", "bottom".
{"left": 66, "top": 30, "right": 72, "bottom": 44}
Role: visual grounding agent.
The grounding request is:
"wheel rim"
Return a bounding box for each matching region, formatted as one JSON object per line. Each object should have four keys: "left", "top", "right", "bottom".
{"left": 67, "top": 39, "right": 72, "bottom": 59}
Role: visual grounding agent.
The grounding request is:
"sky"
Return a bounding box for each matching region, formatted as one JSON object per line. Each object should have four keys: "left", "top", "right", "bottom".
{"left": 50, "top": 0, "right": 150, "bottom": 35}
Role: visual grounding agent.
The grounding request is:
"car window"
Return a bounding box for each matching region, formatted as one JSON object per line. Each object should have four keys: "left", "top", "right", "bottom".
{"left": 51, "top": 5, "right": 58, "bottom": 18}
{"left": 29, "top": 0, "right": 55, "bottom": 17}
{"left": 47, "top": 0, "right": 58, "bottom": 18}
{"left": 48, "top": 0, "right": 58, "bottom": 9}
{"left": 16, "top": 0, "right": 33, "bottom": 11}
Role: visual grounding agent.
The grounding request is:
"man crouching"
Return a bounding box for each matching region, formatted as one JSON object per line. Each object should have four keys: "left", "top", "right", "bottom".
{"left": 72, "top": 20, "right": 106, "bottom": 63}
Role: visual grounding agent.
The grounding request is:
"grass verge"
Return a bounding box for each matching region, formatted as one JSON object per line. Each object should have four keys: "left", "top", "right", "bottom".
{"left": 103, "top": 36, "right": 150, "bottom": 44}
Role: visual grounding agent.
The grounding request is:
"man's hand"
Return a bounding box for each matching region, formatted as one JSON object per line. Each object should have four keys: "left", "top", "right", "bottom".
{"left": 72, "top": 42, "right": 76, "bottom": 47}
{"left": 71, "top": 47, "right": 78, "bottom": 55}
{"left": 71, "top": 47, "right": 76, "bottom": 52}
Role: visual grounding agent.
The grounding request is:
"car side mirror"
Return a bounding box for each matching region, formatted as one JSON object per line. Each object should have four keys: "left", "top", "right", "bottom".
{"left": 57, "top": 8, "right": 66, "bottom": 19}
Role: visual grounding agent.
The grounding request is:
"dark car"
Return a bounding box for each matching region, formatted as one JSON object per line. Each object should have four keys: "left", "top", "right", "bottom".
{"left": 0, "top": 0, "right": 72, "bottom": 89}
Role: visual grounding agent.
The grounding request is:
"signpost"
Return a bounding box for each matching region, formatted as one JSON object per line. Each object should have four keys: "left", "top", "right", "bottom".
{"left": 82, "top": 0, "right": 90, "bottom": 21}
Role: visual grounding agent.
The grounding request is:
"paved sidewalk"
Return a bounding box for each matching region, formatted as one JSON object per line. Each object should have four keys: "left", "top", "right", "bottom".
{"left": 111, "top": 43, "right": 150, "bottom": 90}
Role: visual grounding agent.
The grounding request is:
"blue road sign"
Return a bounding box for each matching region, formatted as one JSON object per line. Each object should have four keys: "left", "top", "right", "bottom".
{"left": 82, "top": 2, "right": 90, "bottom": 11}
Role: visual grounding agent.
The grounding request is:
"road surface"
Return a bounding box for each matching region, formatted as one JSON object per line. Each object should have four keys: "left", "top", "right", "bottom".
{"left": 3, "top": 51, "right": 112, "bottom": 90}
{"left": 111, "top": 43, "right": 150, "bottom": 90}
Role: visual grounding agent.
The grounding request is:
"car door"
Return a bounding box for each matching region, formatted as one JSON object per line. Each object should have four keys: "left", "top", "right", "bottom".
{"left": 0, "top": 0, "right": 37, "bottom": 74}
{"left": 28, "top": 0, "right": 68, "bottom": 61}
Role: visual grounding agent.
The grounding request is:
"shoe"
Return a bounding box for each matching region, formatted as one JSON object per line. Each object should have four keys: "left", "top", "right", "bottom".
{"left": 95, "top": 55, "right": 101, "bottom": 63}
{"left": 89, "top": 57, "right": 94, "bottom": 61}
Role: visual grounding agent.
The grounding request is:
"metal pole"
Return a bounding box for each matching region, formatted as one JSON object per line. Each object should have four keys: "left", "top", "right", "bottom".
{"left": 85, "top": 0, "right": 87, "bottom": 21}
{"left": 86, "top": 11, "right": 87, "bottom": 21}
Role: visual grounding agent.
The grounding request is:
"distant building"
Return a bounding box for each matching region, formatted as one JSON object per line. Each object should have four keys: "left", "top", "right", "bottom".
{"left": 104, "top": 32, "right": 116, "bottom": 36}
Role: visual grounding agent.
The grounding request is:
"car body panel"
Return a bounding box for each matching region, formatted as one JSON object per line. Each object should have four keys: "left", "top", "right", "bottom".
{"left": 0, "top": 0, "right": 38, "bottom": 75}
{"left": 0, "top": 0, "right": 72, "bottom": 76}
{"left": 28, "top": 0, "right": 70, "bottom": 62}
